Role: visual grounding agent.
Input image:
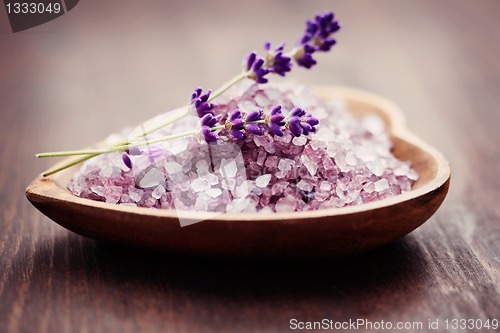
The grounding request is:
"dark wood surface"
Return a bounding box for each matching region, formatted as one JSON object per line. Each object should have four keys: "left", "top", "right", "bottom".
{"left": 1, "top": 1, "right": 499, "bottom": 332}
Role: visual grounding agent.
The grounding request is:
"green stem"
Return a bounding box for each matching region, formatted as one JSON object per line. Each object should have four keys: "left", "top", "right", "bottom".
{"left": 38, "top": 68, "right": 250, "bottom": 177}
{"left": 40, "top": 108, "right": 190, "bottom": 176}
{"left": 209, "top": 71, "right": 248, "bottom": 102}
{"left": 38, "top": 119, "right": 268, "bottom": 159}
{"left": 38, "top": 129, "right": 198, "bottom": 158}
{"left": 42, "top": 154, "right": 101, "bottom": 177}
{"left": 128, "top": 107, "right": 190, "bottom": 142}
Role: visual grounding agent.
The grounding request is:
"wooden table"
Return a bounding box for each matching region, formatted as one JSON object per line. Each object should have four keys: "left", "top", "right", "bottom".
{"left": 1, "top": 1, "right": 499, "bottom": 332}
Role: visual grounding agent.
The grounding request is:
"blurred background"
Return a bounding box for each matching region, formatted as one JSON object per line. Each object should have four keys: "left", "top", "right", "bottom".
{"left": 1, "top": 1, "right": 499, "bottom": 332}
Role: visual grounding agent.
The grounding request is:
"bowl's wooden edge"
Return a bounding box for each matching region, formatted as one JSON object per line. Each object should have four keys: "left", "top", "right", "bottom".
{"left": 26, "top": 86, "right": 451, "bottom": 222}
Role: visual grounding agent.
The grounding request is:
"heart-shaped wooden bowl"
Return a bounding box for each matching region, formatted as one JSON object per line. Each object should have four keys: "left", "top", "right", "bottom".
{"left": 26, "top": 86, "right": 450, "bottom": 257}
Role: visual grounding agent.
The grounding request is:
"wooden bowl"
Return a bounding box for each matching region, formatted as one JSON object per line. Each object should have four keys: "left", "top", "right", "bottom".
{"left": 26, "top": 86, "right": 451, "bottom": 257}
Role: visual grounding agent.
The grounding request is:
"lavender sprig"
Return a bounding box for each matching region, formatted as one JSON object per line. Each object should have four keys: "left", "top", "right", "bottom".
{"left": 37, "top": 105, "right": 319, "bottom": 159}
{"left": 37, "top": 11, "right": 338, "bottom": 176}
{"left": 264, "top": 42, "right": 292, "bottom": 76}
{"left": 294, "top": 12, "right": 340, "bottom": 69}
{"left": 288, "top": 107, "right": 319, "bottom": 137}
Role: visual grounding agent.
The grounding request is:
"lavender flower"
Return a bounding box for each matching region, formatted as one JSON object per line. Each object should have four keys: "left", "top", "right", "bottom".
{"left": 245, "top": 52, "right": 269, "bottom": 84}
{"left": 125, "top": 147, "right": 142, "bottom": 155}
{"left": 245, "top": 109, "right": 265, "bottom": 135}
{"left": 304, "top": 12, "right": 340, "bottom": 51}
{"left": 36, "top": 11, "right": 339, "bottom": 177}
{"left": 288, "top": 107, "right": 319, "bottom": 137}
{"left": 293, "top": 44, "right": 317, "bottom": 69}
{"left": 268, "top": 105, "right": 286, "bottom": 136}
{"left": 226, "top": 109, "right": 266, "bottom": 139}
{"left": 122, "top": 153, "right": 132, "bottom": 169}
{"left": 122, "top": 146, "right": 143, "bottom": 169}
{"left": 227, "top": 110, "right": 247, "bottom": 140}
{"left": 264, "top": 42, "right": 292, "bottom": 76}
{"left": 191, "top": 88, "right": 215, "bottom": 117}
{"left": 294, "top": 11, "right": 340, "bottom": 69}
{"left": 199, "top": 113, "right": 221, "bottom": 143}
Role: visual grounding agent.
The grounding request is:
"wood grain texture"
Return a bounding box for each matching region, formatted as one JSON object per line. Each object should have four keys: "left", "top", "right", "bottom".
{"left": 1, "top": 0, "right": 499, "bottom": 332}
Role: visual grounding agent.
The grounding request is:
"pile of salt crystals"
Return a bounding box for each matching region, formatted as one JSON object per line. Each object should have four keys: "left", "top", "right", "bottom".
{"left": 68, "top": 82, "right": 418, "bottom": 213}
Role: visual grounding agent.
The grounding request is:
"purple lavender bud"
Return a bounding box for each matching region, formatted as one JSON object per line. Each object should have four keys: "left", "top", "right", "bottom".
{"left": 191, "top": 87, "right": 202, "bottom": 101}
{"left": 253, "top": 58, "right": 269, "bottom": 84}
{"left": 317, "top": 38, "right": 336, "bottom": 52}
{"left": 243, "top": 109, "right": 265, "bottom": 135}
{"left": 271, "top": 105, "right": 282, "bottom": 115}
{"left": 122, "top": 153, "right": 132, "bottom": 169}
{"left": 306, "top": 114, "right": 320, "bottom": 126}
{"left": 287, "top": 107, "right": 319, "bottom": 137}
{"left": 246, "top": 52, "right": 257, "bottom": 71}
{"left": 272, "top": 52, "right": 292, "bottom": 76}
{"left": 294, "top": 44, "right": 317, "bottom": 69}
{"left": 245, "top": 123, "right": 265, "bottom": 136}
{"left": 199, "top": 112, "right": 222, "bottom": 143}
{"left": 245, "top": 109, "right": 264, "bottom": 122}
{"left": 301, "top": 122, "right": 312, "bottom": 135}
{"left": 191, "top": 88, "right": 215, "bottom": 118}
{"left": 264, "top": 42, "right": 292, "bottom": 77}
{"left": 295, "top": 11, "right": 340, "bottom": 68}
{"left": 288, "top": 116, "right": 303, "bottom": 137}
{"left": 228, "top": 109, "right": 246, "bottom": 140}
{"left": 268, "top": 105, "right": 286, "bottom": 136}
{"left": 229, "top": 109, "right": 242, "bottom": 122}
{"left": 200, "top": 113, "right": 221, "bottom": 128}
{"left": 201, "top": 126, "right": 218, "bottom": 143}
{"left": 125, "top": 147, "right": 142, "bottom": 155}
{"left": 231, "top": 126, "right": 247, "bottom": 140}
{"left": 290, "top": 107, "right": 306, "bottom": 117}
{"left": 269, "top": 122, "right": 284, "bottom": 136}
{"left": 306, "top": 19, "right": 319, "bottom": 37}
{"left": 245, "top": 52, "right": 269, "bottom": 84}
{"left": 270, "top": 114, "right": 285, "bottom": 125}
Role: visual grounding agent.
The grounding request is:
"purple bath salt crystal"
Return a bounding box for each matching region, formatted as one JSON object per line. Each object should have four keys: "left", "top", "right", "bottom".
{"left": 256, "top": 174, "right": 272, "bottom": 188}
{"left": 297, "top": 179, "right": 314, "bottom": 192}
{"left": 278, "top": 158, "right": 294, "bottom": 172}
{"left": 68, "top": 82, "right": 418, "bottom": 213}
{"left": 256, "top": 150, "right": 267, "bottom": 166}
{"left": 137, "top": 167, "right": 164, "bottom": 189}
{"left": 152, "top": 185, "right": 166, "bottom": 199}
{"left": 265, "top": 155, "right": 279, "bottom": 169}
{"left": 301, "top": 154, "right": 317, "bottom": 176}
{"left": 374, "top": 179, "right": 389, "bottom": 192}
{"left": 275, "top": 195, "right": 298, "bottom": 213}
{"left": 272, "top": 181, "right": 289, "bottom": 195}
{"left": 146, "top": 145, "right": 164, "bottom": 162}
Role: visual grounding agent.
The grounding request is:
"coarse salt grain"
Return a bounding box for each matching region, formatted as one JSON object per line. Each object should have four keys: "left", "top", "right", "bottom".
{"left": 256, "top": 174, "right": 272, "bottom": 188}
{"left": 69, "top": 82, "right": 418, "bottom": 212}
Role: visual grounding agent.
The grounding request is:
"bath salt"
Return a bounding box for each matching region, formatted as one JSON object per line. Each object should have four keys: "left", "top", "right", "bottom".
{"left": 69, "top": 82, "right": 418, "bottom": 212}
